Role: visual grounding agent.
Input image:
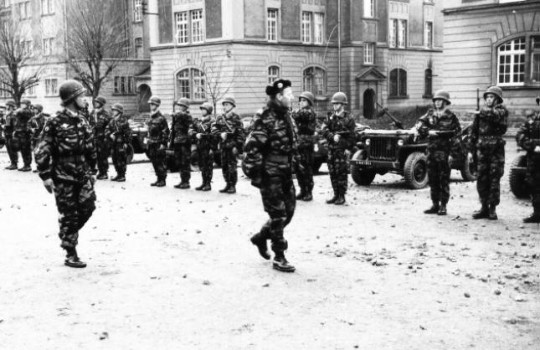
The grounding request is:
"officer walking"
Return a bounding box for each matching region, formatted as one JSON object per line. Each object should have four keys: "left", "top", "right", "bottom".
{"left": 244, "top": 79, "right": 298, "bottom": 272}
{"left": 292, "top": 91, "right": 318, "bottom": 201}
{"left": 90, "top": 96, "right": 112, "bottom": 179}
{"left": 106, "top": 103, "right": 132, "bottom": 182}
{"left": 191, "top": 102, "right": 215, "bottom": 191}
{"left": 13, "top": 99, "right": 34, "bottom": 172}
{"left": 321, "top": 92, "right": 356, "bottom": 205}
{"left": 170, "top": 98, "right": 193, "bottom": 189}
{"left": 469, "top": 86, "right": 508, "bottom": 220}
{"left": 3, "top": 100, "right": 18, "bottom": 169}
{"left": 516, "top": 104, "right": 540, "bottom": 223}
{"left": 35, "top": 80, "right": 97, "bottom": 268}
{"left": 146, "top": 96, "right": 170, "bottom": 187}
{"left": 416, "top": 90, "right": 461, "bottom": 215}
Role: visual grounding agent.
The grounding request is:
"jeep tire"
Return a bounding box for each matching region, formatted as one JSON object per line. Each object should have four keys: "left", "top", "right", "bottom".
{"left": 460, "top": 153, "right": 477, "bottom": 182}
{"left": 403, "top": 152, "right": 428, "bottom": 189}
{"left": 350, "top": 164, "right": 376, "bottom": 186}
{"left": 509, "top": 155, "right": 529, "bottom": 199}
{"left": 126, "top": 144, "right": 134, "bottom": 164}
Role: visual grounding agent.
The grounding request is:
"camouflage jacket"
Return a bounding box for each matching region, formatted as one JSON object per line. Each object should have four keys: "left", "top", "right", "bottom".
{"left": 211, "top": 112, "right": 244, "bottom": 150}
{"left": 470, "top": 104, "right": 508, "bottom": 147}
{"left": 292, "top": 107, "right": 317, "bottom": 146}
{"left": 417, "top": 108, "right": 461, "bottom": 151}
{"left": 4, "top": 111, "right": 15, "bottom": 138}
{"left": 0, "top": 113, "right": 5, "bottom": 137}
{"left": 90, "top": 109, "right": 112, "bottom": 139}
{"left": 106, "top": 115, "right": 132, "bottom": 145}
{"left": 146, "top": 110, "right": 170, "bottom": 146}
{"left": 35, "top": 109, "right": 97, "bottom": 183}
{"left": 29, "top": 113, "right": 47, "bottom": 140}
{"left": 14, "top": 108, "right": 33, "bottom": 134}
{"left": 516, "top": 111, "right": 540, "bottom": 154}
{"left": 170, "top": 110, "right": 193, "bottom": 144}
{"left": 190, "top": 117, "right": 215, "bottom": 148}
{"left": 320, "top": 110, "right": 356, "bottom": 151}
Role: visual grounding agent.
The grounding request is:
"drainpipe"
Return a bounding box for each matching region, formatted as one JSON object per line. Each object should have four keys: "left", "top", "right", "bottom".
{"left": 337, "top": 0, "right": 341, "bottom": 91}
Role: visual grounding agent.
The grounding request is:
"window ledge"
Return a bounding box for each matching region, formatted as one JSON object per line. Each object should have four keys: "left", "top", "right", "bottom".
{"left": 315, "top": 96, "right": 328, "bottom": 102}
{"left": 422, "top": 94, "right": 433, "bottom": 99}
{"left": 499, "top": 85, "right": 540, "bottom": 90}
{"left": 388, "top": 95, "right": 409, "bottom": 100}
{"left": 112, "top": 93, "right": 138, "bottom": 96}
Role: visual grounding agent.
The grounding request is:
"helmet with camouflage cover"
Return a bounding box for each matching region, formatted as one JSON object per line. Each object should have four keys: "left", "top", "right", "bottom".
{"left": 483, "top": 86, "right": 503, "bottom": 103}
{"left": 33, "top": 104, "right": 43, "bottom": 112}
{"left": 299, "top": 91, "right": 315, "bottom": 106}
{"left": 175, "top": 98, "right": 190, "bottom": 108}
{"left": 149, "top": 96, "right": 161, "bottom": 106}
{"left": 111, "top": 103, "right": 124, "bottom": 114}
{"left": 221, "top": 96, "right": 236, "bottom": 107}
{"left": 5, "top": 100, "right": 16, "bottom": 108}
{"left": 200, "top": 102, "right": 213, "bottom": 114}
{"left": 331, "top": 92, "right": 348, "bottom": 105}
{"left": 59, "top": 80, "right": 86, "bottom": 105}
{"left": 432, "top": 90, "right": 451, "bottom": 105}
{"left": 20, "top": 99, "right": 32, "bottom": 107}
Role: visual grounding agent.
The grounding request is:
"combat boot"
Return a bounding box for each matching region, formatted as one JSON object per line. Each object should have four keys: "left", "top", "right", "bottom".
{"left": 295, "top": 191, "right": 305, "bottom": 200}
{"left": 96, "top": 173, "right": 108, "bottom": 180}
{"left": 226, "top": 185, "right": 236, "bottom": 194}
{"left": 64, "top": 248, "right": 87, "bottom": 268}
{"left": 174, "top": 182, "right": 189, "bottom": 189}
{"left": 273, "top": 253, "right": 295, "bottom": 273}
{"left": 110, "top": 175, "right": 120, "bottom": 181}
{"left": 5, "top": 164, "right": 17, "bottom": 170}
{"left": 334, "top": 194, "right": 346, "bottom": 205}
{"left": 19, "top": 165, "right": 31, "bottom": 172}
{"left": 150, "top": 179, "right": 159, "bottom": 186}
{"left": 472, "top": 205, "right": 489, "bottom": 219}
{"left": 424, "top": 202, "right": 439, "bottom": 214}
{"left": 326, "top": 194, "right": 338, "bottom": 204}
{"left": 437, "top": 204, "right": 447, "bottom": 216}
{"left": 201, "top": 183, "right": 211, "bottom": 191}
{"left": 115, "top": 176, "right": 126, "bottom": 182}
{"left": 219, "top": 184, "right": 230, "bottom": 193}
{"left": 488, "top": 205, "right": 498, "bottom": 220}
{"left": 195, "top": 183, "right": 205, "bottom": 191}
{"left": 250, "top": 234, "right": 271, "bottom": 260}
{"left": 302, "top": 191, "right": 313, "bottom": 202}
{"left": 155, "top": 180, "right": 166, "bottom": 187}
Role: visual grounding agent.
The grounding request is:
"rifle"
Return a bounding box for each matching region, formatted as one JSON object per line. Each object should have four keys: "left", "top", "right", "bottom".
{"left": 375, "top": 102, "right": 404, "bottom": 129}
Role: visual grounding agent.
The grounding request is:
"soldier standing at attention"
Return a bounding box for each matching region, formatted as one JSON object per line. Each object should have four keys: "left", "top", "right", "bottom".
{"left": 292, "top": 91, "right": 318, "bottom": 202}
{"left": 244, "top": 79, "right": 298, "bottom": 273}
{"left": 4, "top": 100, "right": 18, "bottom": 169}
{"left": 416, "top": 90, "right": 461, "bottom": 216}
{"left": 321, "top": 92, "right": 356, "bottom": 205}
{"left": 0, "top": 106, "right": 5, "bottom": 151}
{"left": 212, "top": 96, "right": 243, "bottom": 194}
{"left": 29, "top": 104, "right": 48, "bottom": 172}
{"left": 91, "top": 96, "right": 112, "bottom": 180}
{"left": 191, "top": 102, "right": 215, "bottom": 191}
{"left": 34, "top": 80, "right": 97, "bottom": 268}
{"left": 146, "top": 96, "right": 170, "bottom": 187}
{"left": 106, "top": 103, "right": 132, "bottom": 182}
{"left": 13, "top": 99, "right": 34, "bottom": 172}
{"left": 516, "top": 104, "right": 540, "bottom": 223}
{"left": 170, "top": 98, "right": 193, "bottom": 189}
{"left": 470, "top": 86, "right": 508, "bottom": 220}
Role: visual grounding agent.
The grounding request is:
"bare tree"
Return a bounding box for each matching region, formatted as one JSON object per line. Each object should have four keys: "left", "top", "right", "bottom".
{"left": 202, "top": 59, "right": 236, "bottom": 113}
{"left": 0, "top": 17, "right": 41, "bottom": 104}
{"left": 65, "top": 0, "right": 129, "bottom": 99}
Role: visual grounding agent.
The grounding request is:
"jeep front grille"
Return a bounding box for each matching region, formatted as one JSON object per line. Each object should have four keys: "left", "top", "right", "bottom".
{"left": 369, "top": 137, "right": 397, "bottom": 160}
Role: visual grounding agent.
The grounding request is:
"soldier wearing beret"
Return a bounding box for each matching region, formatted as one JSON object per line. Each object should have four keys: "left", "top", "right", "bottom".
{"left": 146, "top": 96, "right": 170, "bottom": 187}
{"left": 191, "top": 102, "right": 215, "bottom": 191}
{"left": 90, "top": 96, "right": 112, "bottom": 179}
{"left": 106, "top": 103, "right": 132, "bottom": 182}
{"left": 12, "top": 99, "right": 34, "bottom": 171}
{"left": 170, "top": 98, "right": 193, "bottom": 189}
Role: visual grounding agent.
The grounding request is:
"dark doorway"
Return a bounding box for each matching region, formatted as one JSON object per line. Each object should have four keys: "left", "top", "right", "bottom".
{"left": 138, "top": 84, "right": 152, "bottom": 113}
{"left": 363, "top": 88, "right": 375, "bottom": 119}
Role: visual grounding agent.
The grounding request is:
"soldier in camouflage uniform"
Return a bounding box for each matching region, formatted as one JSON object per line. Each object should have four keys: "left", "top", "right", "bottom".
{"left": 321, "top": 92, "right": 356, "bottom": 205}
{"left": 146, "top": 96, "right": 170, "bottom": 187}
{"left": 170, "top": 98, "right": 193, "bottom": 189}
{"left": 416, "top": 90, "right": 461, "bottom": 216}
{"left": 0, "top": 106, "right": 6, "bottom": 151}
{"left": 35, "top": 80, "right": 97, "bottom": 268}
{"left": 106, "top": 103, "right": 132, "bottom": 182}
{"left": 29, "top": 104, "right": 47, "bottom": 150}
{"left": 516, "top": 106, "right": 540, "bottom": 223}
{"left": 4, "top": 100, "right": 18, "bottom": 169}
{"left": 470, "top": 86, "right": 508, "bottom": 220}
{"left": 212, "top": 96, "right": 244, "bottom": 194}
{"left": 191, "top": 102, "right": 215, "bottom": 191}
{"left": 292, "top": 91, "right": 318, "bottom": 201}
{"left": 90, "top": 96, "right": 112, "bottom": 179}
{"left": 244, "top": 79, "right": 298, "bottom": 273}
{"left": 12, "top": 99, "right": 34, "bottom": 171}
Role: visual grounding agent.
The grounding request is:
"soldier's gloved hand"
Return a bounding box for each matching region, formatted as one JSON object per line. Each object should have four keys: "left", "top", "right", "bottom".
{"left": 535, "top": 145, "right": 540, "bottom": 153}
{"left": 196, "top": 133, "right": 202, "bottom": 140}
{"left": 43, "top": 179, "right": 54, "bottom": 194}
{"left": 333, "top": 134, "right": 340, "bottom": 143}
{"left": 232, "top": 147, "right": 238, "bottom": 156}
{"left": 221, "top": 132, "right": 227, "bottom": 141}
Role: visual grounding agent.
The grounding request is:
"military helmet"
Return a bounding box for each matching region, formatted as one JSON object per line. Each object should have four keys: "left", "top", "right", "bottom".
{"left": 299, "top": 91, "right": 315, "bottom": 106}
{"left": 149, "top": 96, "right": 161, "bottom": 106}
{"left": 94, "top": 96, "right": 107, "bottom": 106}
{"left": 175, "top": 98, "right": 190, "bottom": 108}
{"left": 111, "top": 103, "right": 124, "bottom": 114}
{"left": 483, "top": 86, "right": 503, "bottom": 103}
{"left": 222, "top": 96, "right": 236, "bottom": 107}
{"left": 33, "top": 104, "right": 43, "bottom": 112}
{"left": 59, "top": 80, "right": 86, "bottom": 105}
{"left": 331, "top": 92, "right": 348, "bottom": 105}
{"left": 20, "top": 99, "right": 32, "bottom": 106}
{"left": 200, "top": 102, "right": 214, "bottom": 114}
{"left": 5, "top": 100, "right": 16, "bottom": 108}
{"left": 432, "top": 90, "right": 451, "bottom": 105}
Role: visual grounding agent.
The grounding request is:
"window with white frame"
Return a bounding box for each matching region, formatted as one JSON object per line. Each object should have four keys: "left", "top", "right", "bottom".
{"left": 498, "top": 38, "right": 526, "bottom": 86}
{"left": 19, "top": 1, "right": 30, "bottom": 19}
{"left": 42, "top": 38, "right": 53, "bottom": 56}
{"left": 114, "top": 76, "right": 135, "bottom": 95}
{"left": 176, "top": 68, "right": 206, "bottom": 100}
{"left": 301, "top": 11, "right": 324, "bottom": 45}
{"left": 364, "top": 0, "right": 374, "bottom": 18}
{"left": 531, "top": 36, "right": 540, "bottom": 83}
{"left": 174, "top": 10, "right": 204, "bottom": 44}
{"left": 268, "top": 66, "right": 280, "bottom": 84}
{"left": 134, "top": 0, "right": 143, "bottom": 22}
{"left": 45, "top": 78, "right": 58, "bottom": 96}
{"left": 301, "top": 12, "right": 312, "bottom": 43}
{"left": 389, "top": 19, "right": 407, "bottom": 48}
{"left": 364, "top": 43, "right": 374, "bottom": 64}
{"left": 425, "top": 21, "right": 433, "bottom": 48}
{"left": 303, "top": 66, "right": 326, "bottom": 96}
{"left": 267, "top": 9, "right": 278, "bottom": 42}
{"left": 175, "top": 12, "right": 189, "bottom": 44}
{"left": 41, "top": 0, "right": 54, "bottom": 15}
{"left": 314, "top": 13, "right": 324, "bottom": 44}
{"left": 191, "top": 10, "right": 204, "bottom": 43}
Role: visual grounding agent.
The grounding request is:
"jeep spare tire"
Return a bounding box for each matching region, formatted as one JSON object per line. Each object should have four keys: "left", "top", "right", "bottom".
{"left": 404, "top": 152, "right": 428, "bottom": 189}
{"left": 509, "top": 155, "right": 529, "bottom": 199}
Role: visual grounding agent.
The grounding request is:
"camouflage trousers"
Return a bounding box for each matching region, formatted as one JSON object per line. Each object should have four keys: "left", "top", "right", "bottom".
{"left": 221, "top": 147, "right": 238, "bottom": 186}
{"left": 197, "top": 145, "right": 214, "bottom": 184}
{"left": 13, "top": 132, "right": 32, "bottom": 166}
{"left": 295, "top": 142, "right": 314, "bottom": 193}
{"left": 5, "top": 136, "right": 17, "bottom": 165}
{"left": 53, "top": 178, "right": 96, "bottom": 250}
{"left": 427, "top": 149, "right": 451, "bottom": 205}
{"left": 147, "top": 143, "right": 167, "bottom": 181}
{"left": 476, "top": 140, "right": 505, "bottom": 206}
{"left": 96, "top": 138, "right": 110, "bottom": 175}
{"left": 527, "top": 153, "right": 540, "bottom": 208}
{"left": 173, "top": 143, "right": 191, "bottom": 183}
{"left": 328, "top": 148, "right": 349, "bottom": 195}
{"left": 112, "top": 143, "right": 129, "bottom": 177}
{"left": 255, "top": 175, "right": 296, "bottom": 254}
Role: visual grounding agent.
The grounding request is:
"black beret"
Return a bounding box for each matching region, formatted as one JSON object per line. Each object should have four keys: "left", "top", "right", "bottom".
{"left": 265, "top": 79, "right": 292, "bottom": 96}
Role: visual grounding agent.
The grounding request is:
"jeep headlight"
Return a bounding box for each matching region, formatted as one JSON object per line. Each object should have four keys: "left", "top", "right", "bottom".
{"left": 397, "top": 139, "right": 404, "bottom": 146}
{"left": 365, "top": 138, "right": 371, "bottom": 146}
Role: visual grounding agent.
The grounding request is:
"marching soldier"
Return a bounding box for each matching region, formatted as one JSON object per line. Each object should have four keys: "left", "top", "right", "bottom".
{"left": 321, "top": 92, "right": 356, "bottom": 205}
{"left": 90, "top": 96, "right": 112, "bottom": 179}
{"left": 416, "top": 90, "right": 461, "bottom": 215}
{"left": 3, "top": 100, "right": 18, "bottom": 169}
{"left": 106, "top": 103, "right": 132, "bottom": 182}
{"left": 35, "top": 80, "right": 97, "bottom": 268}
{"left": 244, "top": 79, "right": 298, "bottom": 272}
{"left": 292, "top": 91, "right": 318, "bottom": 201}
{"left": 146, "top": 96, "right": 170, "bottom": 187}
{"left": 469, "top": 86, "right": 508, "bottom": 220}
{"left": 13, "top": 99, "right": 34, "bottom": 171}
{"left": 516, "top": 105, "right": 540, "bottom": 223}
{"left": 170, "top": 98, "right": 193, "bottom": 189}
{"left": 191, "top": 102, "right": 215, "bottom": 191}
{"left": 212, "top": 96, "right": 244, "bottom": 194}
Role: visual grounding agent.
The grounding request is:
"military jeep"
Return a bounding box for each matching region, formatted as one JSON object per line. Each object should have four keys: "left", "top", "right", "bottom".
{"left": 509, "top": 152, "right": 530, "bottom": 199}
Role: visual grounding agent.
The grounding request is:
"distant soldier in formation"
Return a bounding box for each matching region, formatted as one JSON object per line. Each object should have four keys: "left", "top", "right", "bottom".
{"left": 0, "top": 106, "right": 6, "bottom": 152}
{"left": 191, "top": 102, "right": 215, "bottom": 191}
{"left": 35, "top": 80, "right": 97, "bottom": 268}
{"left": 3, "top": 100, "right": 17, "bottom": 169}
{"left": 292, "top": 91, "right": 318, "bottom": 202}
{"left": 90, "top": 96, "right": 112, "bottom": 179}
{"left": 170, "top": 98, "right": 193, "bottom": 189}
{"left": 417, "top": 90, "right": 461, "bottom": 216}
{"left": 29, "top": 104, "right": 48, "bottom": 172}
{"left": 516, "top": 105, "right": 540, "bottom": 223}
{"left": 321, "top": 92, "right": 356, "bottom": 205}
{"left": 12, "top": 99, "right": 34, "bottom": 171}
{"left": 146, "top": 96, "right": 170, "bottom": 187}
{"left": 245, "top": 79, "right": 298, "bottom": 272}
{"left": 212, "top": 96, "right": 244, "bottom": 194}
{"left": 469, "top": 86, "right": 508, "bottom": 220}
{"left": 106, "top": 103, "right": 132, "bottom": 182}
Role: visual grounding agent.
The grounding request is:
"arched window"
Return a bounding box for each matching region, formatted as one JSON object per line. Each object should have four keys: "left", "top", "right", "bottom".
{"left": 176, "top": 68, "right": 205, "bottom": 100}
{"left": 498, "top": 37, "right": 525, "bottom": 86}
{"left": 424, "top": 68, "right": 432, "bottom": 97}
{"left": 268, "top": 65, "right": 280, "bottom": 84}
{"left": 389, "top": 68, "right": 407, "bottom": 98}
{"left": 303, "top": 66, "right": 326, "bottom": 96}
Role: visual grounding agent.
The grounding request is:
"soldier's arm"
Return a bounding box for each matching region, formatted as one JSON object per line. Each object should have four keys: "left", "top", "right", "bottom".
{"left": 244, "top": 117, "right": 268, "bottom": 153}
{"left": 320, "top": 117, "right": 333, "bottom": 141}
{"left": 469, "top": 115, "right": 479, "bottom": 147}
{"left": 162, "top": 118, "right": 170, "bottom": 147}
{"left": 34, "top": 120, "right": 55, "bottom": 181}
{"left": 84, "top": 122, "right": 97, "bottom": 170}
{"left": 451, "top": 113, "right": 462, "bottom": 135}
{"left": 308, "top": 111, "right": 318, "bottom": 134}
{"left": 210, "top": 117, "right": 222, "bottom": 136}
